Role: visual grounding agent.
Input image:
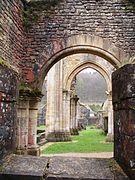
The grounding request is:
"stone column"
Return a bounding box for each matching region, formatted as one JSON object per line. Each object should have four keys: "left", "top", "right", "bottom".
{"left": 70, "top": 94, "right": 79, "bottom": 135}
{"left": 112, "top": 64, "right": 135, "bottom": 179}
{"left": 45, "top": 64, "right": 56, "bottom": 141}
{"left": 62, "top": 90, "right": 71, "bottom": 141}
{"left": 28, "top": 97, "right": 40, "bottom": 156}
{"left": 46, "top": 61, "right": 70, "bottom": 141}
{"left": 76, "top": 102, "right": 82, "bottom": 130}
{"left": 16, "top": 97, "right": 29, "bottom": 155}
{"left": 106, "top": 92, "right": 114, "bottom": 142}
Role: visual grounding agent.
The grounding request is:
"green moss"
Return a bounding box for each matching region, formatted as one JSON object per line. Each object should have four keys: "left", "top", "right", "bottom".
{"left": 0, "top": 165, "right": 4, "bottom": 172}
{"left": 123, "top": 0, "right": 135, "bottom": 10}
{"left": 22, "top": 0, "right": 60, "bottom": 28}
{"left": 19, "top": 83, "right": 43, "bottom": 97}
{"left": 129, "top": 106, "right": 135, "bottom": 110}
{"left": 0, "top": 57, "right": 19, "bottom": 73}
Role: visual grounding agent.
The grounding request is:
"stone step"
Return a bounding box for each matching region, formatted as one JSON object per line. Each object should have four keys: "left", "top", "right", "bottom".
{"left": 46, "top": 157, "right": 130, "bottom": 180}
{"left": 0, "top": 155, "right": 130, "bottom": 180}
{"left": 38, "top": 138, "right": 47, "bottom": 146}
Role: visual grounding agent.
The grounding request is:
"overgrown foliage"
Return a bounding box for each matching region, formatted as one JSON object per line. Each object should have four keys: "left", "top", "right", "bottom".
{"left": 19, "top": 82, "right": 43, "bottom": 97}
{"left": 22, "top": 0, "right": 60, "bottom": 28}
{"left": 124, "top": 0, "right": 135, "bottom": 9}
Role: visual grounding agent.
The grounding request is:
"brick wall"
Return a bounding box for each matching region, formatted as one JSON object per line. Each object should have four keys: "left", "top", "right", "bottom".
{"left": 0, "top": 0, "right": 24, "bottom": 66}
{"left": 23, "top": 0, "right": 135, "bottom": 84}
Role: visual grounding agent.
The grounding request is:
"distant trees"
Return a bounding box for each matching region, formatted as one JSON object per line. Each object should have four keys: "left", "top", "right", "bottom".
{"left": 75, "top": 71, "right": 107, "bottom": 103}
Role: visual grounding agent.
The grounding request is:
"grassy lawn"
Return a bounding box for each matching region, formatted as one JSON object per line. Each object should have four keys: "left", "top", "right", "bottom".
{"left": 37, "top": 125, "right": 46, "bottom": 131}
{"left": 41, "top": 126, "right": 113, "bottom": 154}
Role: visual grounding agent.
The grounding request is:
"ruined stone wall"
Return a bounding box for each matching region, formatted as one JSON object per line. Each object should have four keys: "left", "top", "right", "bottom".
{"left": 0, "top": 0, "right": 24, "bottom": 66}
{"left": 0, "top": 0, "right": 24, "bottom": 158}
{"left": 112, "top": 64, "right": 135, "bottom": 179}
{"left": 0, "top": 65, "right": 19, "bottom": 158}
{"left": 23, "top": 0, "right": 135, "bottom": 84}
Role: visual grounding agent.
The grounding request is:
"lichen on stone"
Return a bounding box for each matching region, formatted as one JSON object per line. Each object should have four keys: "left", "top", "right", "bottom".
{"left": 0, "top": 57, "right": 19, "bottom": 74}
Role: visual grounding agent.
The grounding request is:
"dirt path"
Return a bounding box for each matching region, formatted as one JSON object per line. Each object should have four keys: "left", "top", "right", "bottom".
{"left": 41, "top": 152, "right": 113, "bottom": 158}
{"left": 40, "top": 142, "right": 113, "bottom": 158}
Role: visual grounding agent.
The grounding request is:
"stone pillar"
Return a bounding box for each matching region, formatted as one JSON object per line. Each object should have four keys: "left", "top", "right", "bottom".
{"left": 106, "top": 94, "right": 114, "bottom": 141}
{"left": 112, "top": 64, "right": 135, "bottom": 180}
{"left": 62, "top": 90, "right": 71, "bottom": 141}
{"left": 28, "top": 97, "right": 40, "bottom": 156}
{"left": 70, "top": 94, "right": 79, "bottom": 135}
{"left": 16, "top": 97, "right": 29, "bottom": 155}
{"left": 45, "top": 65, "right": 56, "bottom": 141}
{"left": 77, "top": 102, "right": 82, "bottom": 130}
{"left": 46, "top": 61, "right": 71, "bottom": 141}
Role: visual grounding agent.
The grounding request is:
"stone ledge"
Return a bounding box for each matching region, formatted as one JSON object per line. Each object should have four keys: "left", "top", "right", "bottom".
{"left": 46, "top": 157, "right": 130, "bottom": 180}
{"left": 0, "top": 154, "right": 49, "bottom": 180}
{"left": 0, "top": 155, "right": 130, "bottom": 180}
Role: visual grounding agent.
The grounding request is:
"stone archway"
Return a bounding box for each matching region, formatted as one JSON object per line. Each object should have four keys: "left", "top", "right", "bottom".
{"left": 64, "top": 61, "right": 111, "bottom": 92}
{"left": 45, "top": 54, "right": 115, "bottom": 141}
{"left": 37, "top": 35, "right": 130, "bottom": 88}
{"left": 42, "top": 36, "right": 127, "bottom": 142}
{"left": 63, "top": 61, "right": 113, "bottom": 140}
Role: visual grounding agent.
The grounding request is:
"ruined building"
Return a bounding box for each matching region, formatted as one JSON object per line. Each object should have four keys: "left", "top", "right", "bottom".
{"left": 0, "top": 0, "right": 135, "bottom": 179}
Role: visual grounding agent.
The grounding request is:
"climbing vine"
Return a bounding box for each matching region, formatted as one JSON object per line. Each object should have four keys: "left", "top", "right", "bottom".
{"left": 22, "top": 0, "right": 61, "bottom": 28}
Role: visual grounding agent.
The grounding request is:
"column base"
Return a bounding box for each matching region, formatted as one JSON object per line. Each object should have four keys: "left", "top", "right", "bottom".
{"left": 27, "top": 146, "right": 40, "bottom": 156}
{"left": 70, "top": 128, "right": 79, "bottom": 135}
{"left": 106, "top": 133, "right": 114, "bottom": 142}
{"left": 16, "top": 146, "right": 40, "bottom": 156}
{"left": 46, "top": 132, "right": 71, "bottom": 142}
{"left": 16, "top": 148, "right": 27, "bottom": 155}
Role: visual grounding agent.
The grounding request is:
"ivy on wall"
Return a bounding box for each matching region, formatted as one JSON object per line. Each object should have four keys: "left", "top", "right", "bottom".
{"left": 22, "top": 0, "right": 61, "bottom": 28}
{"left": 124, "top": 0, "right": 135, "bottom": 9}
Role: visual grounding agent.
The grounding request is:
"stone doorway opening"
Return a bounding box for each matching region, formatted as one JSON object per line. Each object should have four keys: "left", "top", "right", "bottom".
{"left": 38, "top": 55, "right": 114, "bottom": 158}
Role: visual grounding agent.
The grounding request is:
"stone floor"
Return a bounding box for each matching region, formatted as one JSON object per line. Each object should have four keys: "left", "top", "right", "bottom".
{"left": 0, "top": 154, "right": 130, "bottom": 180}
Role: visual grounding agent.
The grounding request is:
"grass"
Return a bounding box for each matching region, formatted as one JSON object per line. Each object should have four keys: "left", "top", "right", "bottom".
{"left": 37, "top": 125, "right": 46, "bottom": 131}
{"left": 41, "top": 126, "right": 113, "bottom": 154}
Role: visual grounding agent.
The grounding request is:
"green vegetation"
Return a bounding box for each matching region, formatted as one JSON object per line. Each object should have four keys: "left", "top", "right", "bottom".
{"left": 75, "top": 71, "right": 107, "bottom": 104}
{"left": 0, "top": 57, "right": 19, "bottom": 73}
{"left": 89, "top": 104, "right": 102, "bottom": 112}
{"left": 37, "top": 125, "right": 46, "bottom": 130}
{"left": 19, "top": 83, "right": 43, "bottom": 97}
{"left": 22, "top": 0, "right": 60, "bottom": 28}
{"left": 123, "top": 0, "right": 135, "bottom": 10}
{"left": 41, "top": 126, "right": 113, "bottom": 154}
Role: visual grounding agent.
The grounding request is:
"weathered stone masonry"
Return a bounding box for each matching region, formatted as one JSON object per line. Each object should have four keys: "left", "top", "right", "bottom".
{"left": 0, "top": 0, "right": 135, "bottom": 179}
{"left": 0, "top": 0, "right": 25, "bottom": 158}
{"left": 0, "top": 0, "right": 25, "bottom": 66}
{"left": 0, "top": 64, "right": 19, "bottom": 159}
{"left": 112, "top": 64, "right": 135, "bottom": 180}
{"left": 23, "top": 0, "right": 135, "bottom": 85}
